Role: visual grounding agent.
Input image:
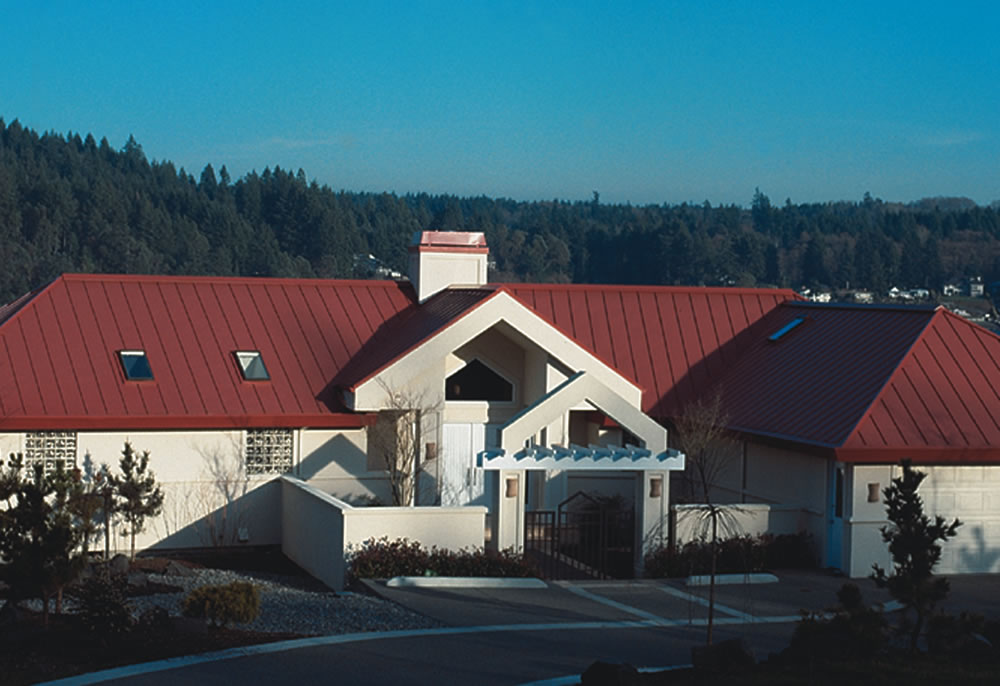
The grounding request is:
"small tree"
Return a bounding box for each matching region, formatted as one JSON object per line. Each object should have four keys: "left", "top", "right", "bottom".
{"left": 674, "top": 392, "right": 739, "bottom": 645}
{"left": 0, "top": 455, "right": 83, "bottom": 624}
{"left": 111, "top": 442, "right": 164, "bottom": 560}
{"left": 871, "top": 459, "right": 961, "bottom": 651}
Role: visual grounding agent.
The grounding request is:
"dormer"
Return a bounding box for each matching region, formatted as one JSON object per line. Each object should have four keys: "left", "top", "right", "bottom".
{"left": 408, "top": 231, "right": 489, "bottom": 302}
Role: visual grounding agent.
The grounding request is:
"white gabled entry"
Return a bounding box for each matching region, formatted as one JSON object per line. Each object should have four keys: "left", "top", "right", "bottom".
{"left": 481, "top": 371, "right": 685, "bottom": 575}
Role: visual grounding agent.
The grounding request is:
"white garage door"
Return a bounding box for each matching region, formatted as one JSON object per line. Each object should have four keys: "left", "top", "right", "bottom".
{"left": 921, "top": 466, "right": 1000, "bottom": 574}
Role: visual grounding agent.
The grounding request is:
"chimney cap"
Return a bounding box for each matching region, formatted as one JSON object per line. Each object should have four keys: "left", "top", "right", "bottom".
{"left": 410, "top": 231, "right": 488, "bottom": 252}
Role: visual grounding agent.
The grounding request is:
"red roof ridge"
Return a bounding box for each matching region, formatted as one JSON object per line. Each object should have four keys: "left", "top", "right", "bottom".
{"left": 787, "top": 300, "right": 941, "bottom": 314}
{"left": 57, "top": 272, "right": 415, "bottom": 291}
{"left": 502, "top": 282, "right": 801, "bottom": 298}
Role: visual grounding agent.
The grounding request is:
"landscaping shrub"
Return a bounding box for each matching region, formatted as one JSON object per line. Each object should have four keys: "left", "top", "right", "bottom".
{"left": 643, "top": 531, "right": 816, "bottom": 578}
{"left": 182, "top": 581, "right": 260, "bottom": 627}
{"left": 347, "top": 537, "right": 537, "bottom": 581}
{"left": 785, "top": 583, "right": 887, "bottom": 664}
{"left": 69, "top": 574, "right": 133, "bottom": 635}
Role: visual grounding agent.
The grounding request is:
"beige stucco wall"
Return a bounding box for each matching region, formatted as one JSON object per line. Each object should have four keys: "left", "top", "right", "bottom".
{"left": 281, "top": 477, "right": 347, "bottom": 589}
{"left": 299, "top": 428, "right": 393, "bottom": 505}
{"left": 281, "top": 476, "right": 487, "bottom": 590}
{"left": 674, "top": 503, "right": 820, "bottom": 544}
{"left": 744, "top": 442, "right": 827, "bottom": 511}
{"left": 79, "top": 431, "right": 282, "bottom": 552}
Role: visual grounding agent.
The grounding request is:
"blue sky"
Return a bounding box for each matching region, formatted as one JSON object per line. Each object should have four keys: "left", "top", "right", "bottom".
{"left": 3, "top": 1, "right": 998, "bottom": 206}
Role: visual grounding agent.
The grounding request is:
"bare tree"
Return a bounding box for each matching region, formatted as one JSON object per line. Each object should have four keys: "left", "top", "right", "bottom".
{"left": 368, "top": 382, "right": 441, "bottom": 506}
{"left": 193, "top": 437, "right": 250, "bottom": 547}
{"left": 673, "top": 391, "right": 740, "bottom": 645}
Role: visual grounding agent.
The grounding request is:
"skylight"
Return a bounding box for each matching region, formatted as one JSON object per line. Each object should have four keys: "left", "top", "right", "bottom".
{"left": 119, "top": 350, "right": 153, "bottom": 380}
{"left": 235, "top": 351, "right": 270, "bottom": 380}
{"left": 768, "top": 317, "right": 806, "bottom": 342}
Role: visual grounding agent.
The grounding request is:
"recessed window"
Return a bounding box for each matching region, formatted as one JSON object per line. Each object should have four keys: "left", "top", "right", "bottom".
{"left": 119, "top": 350, "right": 153, "bottom": 380}
{"left": 235, "top": 351, "right": 270, "bottom": 380}
{"left": 446, "top": 359, "right": 513, "bottom": 402}
{"left": 768, "top": 317, "right": 806, "bottom": 342}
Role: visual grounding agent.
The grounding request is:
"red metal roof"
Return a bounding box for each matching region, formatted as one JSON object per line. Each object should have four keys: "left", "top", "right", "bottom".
{"left": 0, "top": 274, "right": 415, "bottom": 430}
{"left": 716, "top": 302, "right": 1000, "bottom": 463}
{"left": 4, "top": 272, "right": 998, "bottom": 465}
{"left": 505, "top": 284, "right": 799, "bottom": 418}
{"left": 840, "top": 309, "right": 1000, "bottom": 463}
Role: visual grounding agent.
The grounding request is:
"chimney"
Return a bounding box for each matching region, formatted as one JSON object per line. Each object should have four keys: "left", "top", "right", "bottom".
{"left": 408, "top": 231, "right": 489, "bottom": 302}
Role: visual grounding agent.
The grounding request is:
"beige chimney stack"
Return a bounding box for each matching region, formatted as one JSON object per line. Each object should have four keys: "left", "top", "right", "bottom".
{"left": 408, "top": 231, "right": 489, "bottom": 302}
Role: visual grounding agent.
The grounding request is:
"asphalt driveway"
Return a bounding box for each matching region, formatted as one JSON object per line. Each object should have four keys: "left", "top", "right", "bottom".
{"left": 49, "top": 570, "right": 1000, "bottom": 686}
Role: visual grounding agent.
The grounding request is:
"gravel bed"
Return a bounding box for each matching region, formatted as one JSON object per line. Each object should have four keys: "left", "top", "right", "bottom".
{"left": 24, "top": 569, "right": 444, "bottom": 636}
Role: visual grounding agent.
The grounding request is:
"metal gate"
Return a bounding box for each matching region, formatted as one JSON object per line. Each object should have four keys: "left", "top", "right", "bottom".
{"left": 524, "top": 491, "right": 635, "bottom": 579}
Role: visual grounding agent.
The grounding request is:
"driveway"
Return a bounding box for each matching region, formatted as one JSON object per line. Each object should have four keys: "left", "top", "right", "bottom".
{"left": 50, "top": 570, "right": 1000, "bottom": 686}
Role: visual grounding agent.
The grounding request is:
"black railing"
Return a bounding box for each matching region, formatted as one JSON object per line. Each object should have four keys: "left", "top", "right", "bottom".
{"left": 524, "top": 492, "right": 634, "bottom": 579}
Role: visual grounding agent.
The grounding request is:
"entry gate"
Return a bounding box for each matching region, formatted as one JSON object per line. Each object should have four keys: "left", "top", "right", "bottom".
{"left": 524, "top": 491, "right": 635, "bottom": 579}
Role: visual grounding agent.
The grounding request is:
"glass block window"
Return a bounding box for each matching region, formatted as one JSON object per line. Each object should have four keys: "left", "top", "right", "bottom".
{"left": 234, "top": 351, "right": 270, "bottom": 380}
{"left": 24, "top": 431, "right": 78, "bottom": 476}
{"left": 119, "top": 350, "right": 153, "bottom": 380}
{"left": 245, "top": 429, "right": 293, "bottom": 475}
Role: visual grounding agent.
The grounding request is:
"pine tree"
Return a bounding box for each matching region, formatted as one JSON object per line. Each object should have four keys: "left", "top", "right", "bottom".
{"left": 111, "top": 442, "right": 164, "bottom": 560}
{"left": 871, "top": 460, "right": 961, "bottom": 650}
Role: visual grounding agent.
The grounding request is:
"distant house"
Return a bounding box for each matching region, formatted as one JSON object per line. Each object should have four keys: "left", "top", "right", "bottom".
{"left": 2, "top": 231, "right": 1000, "bottom": 583}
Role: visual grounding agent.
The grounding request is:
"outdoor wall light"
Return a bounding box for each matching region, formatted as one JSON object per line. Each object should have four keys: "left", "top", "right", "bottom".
{"left": 505, "top": 476, "right": 519, "bottom": 498}
{"left": 649, "top": 477, "right": 663, "bottom": 498}
{"left": 425, "top": 442, "right": 437, "bottom": 460}
{"left": 868, "top": 483, "right": 880, "bottom": 503}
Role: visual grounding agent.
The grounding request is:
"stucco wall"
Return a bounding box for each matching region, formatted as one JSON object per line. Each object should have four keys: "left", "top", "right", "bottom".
{"left": 744, "top": 442, "right": 827, "bottom": 511}
{"left": 674, "top": 503, "right": 822, "bottom": 545}
{"left": 299, "top": 428, "right": 392, "bottom": 505}
{"left": 281, "top": 476, "right": 487, "bottom": 590}
{"left": 281, "top": 477, "right": 347, "bottom": 590}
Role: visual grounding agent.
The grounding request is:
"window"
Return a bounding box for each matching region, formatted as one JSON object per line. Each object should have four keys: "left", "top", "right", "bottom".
{"left": 234, "top": 351, "right": 270, "bottom": 380}
{"left": 767, "top": 317, "right": 806, "bottom": 342}
{"left": 245, "top": 429, "right": 293, "bottom": 475}
{"left": 446, "top": 359, "right": 513, "bottom": 402}
{"left": 119, "top": 350, "right": 153, "bottom": 380}
{"left": 24, "top": 431, "right": 77, "bottom": 476}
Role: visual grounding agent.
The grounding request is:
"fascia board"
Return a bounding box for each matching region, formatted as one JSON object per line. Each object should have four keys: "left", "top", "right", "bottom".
{"left": 351, "top": 291, "right": 642, "bottom": 410}
{"left": 500, "top": 372, "right": 667, "bottom": 454}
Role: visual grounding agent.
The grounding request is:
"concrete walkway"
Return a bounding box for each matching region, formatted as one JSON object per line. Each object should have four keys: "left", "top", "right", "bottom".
{"left": 45, "top": 571, "right": 907, "bottom": 686}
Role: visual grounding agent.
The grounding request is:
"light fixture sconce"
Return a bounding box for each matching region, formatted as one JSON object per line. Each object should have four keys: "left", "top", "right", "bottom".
{"left": 505, "top": 477, "right": 519, "bottom": 498}
{"left": 425, "top": 442, "right": 438, "bottom": 460}
{"left": 649, "top": 477, "right": 663, "bottom": 498}
{"left": 868, "top": 483, "right": 880, "bottom": 503}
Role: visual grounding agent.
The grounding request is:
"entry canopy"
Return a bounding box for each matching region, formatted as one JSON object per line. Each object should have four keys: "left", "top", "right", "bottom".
{"left": 479, "top": 371, "right": 686, "bottom": 472}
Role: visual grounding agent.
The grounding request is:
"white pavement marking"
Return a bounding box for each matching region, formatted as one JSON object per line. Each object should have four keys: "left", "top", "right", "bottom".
{"left": 387, "top": 576, "right": 548, "bottom": 588}
{"left": 562, "top": 584, "right": 677, "bottom": 624}
{"left": 657, "top": 583, "right": 755, "bottom": 620}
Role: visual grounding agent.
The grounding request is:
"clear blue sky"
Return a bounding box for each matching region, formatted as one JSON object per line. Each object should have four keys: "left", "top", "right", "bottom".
{"left": 3, "top": 1, "right": 998, "bottom": 206}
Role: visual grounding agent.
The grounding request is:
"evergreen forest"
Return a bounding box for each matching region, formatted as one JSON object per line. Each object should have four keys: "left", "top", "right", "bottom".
{"left": 2, "top": 118, "right": 1000, "bottom": 306}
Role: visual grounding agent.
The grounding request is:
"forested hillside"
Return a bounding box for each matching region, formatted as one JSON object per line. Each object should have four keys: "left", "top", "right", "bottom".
{"left": 2, "top": 118, "right": 1000, "bottom": 305}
